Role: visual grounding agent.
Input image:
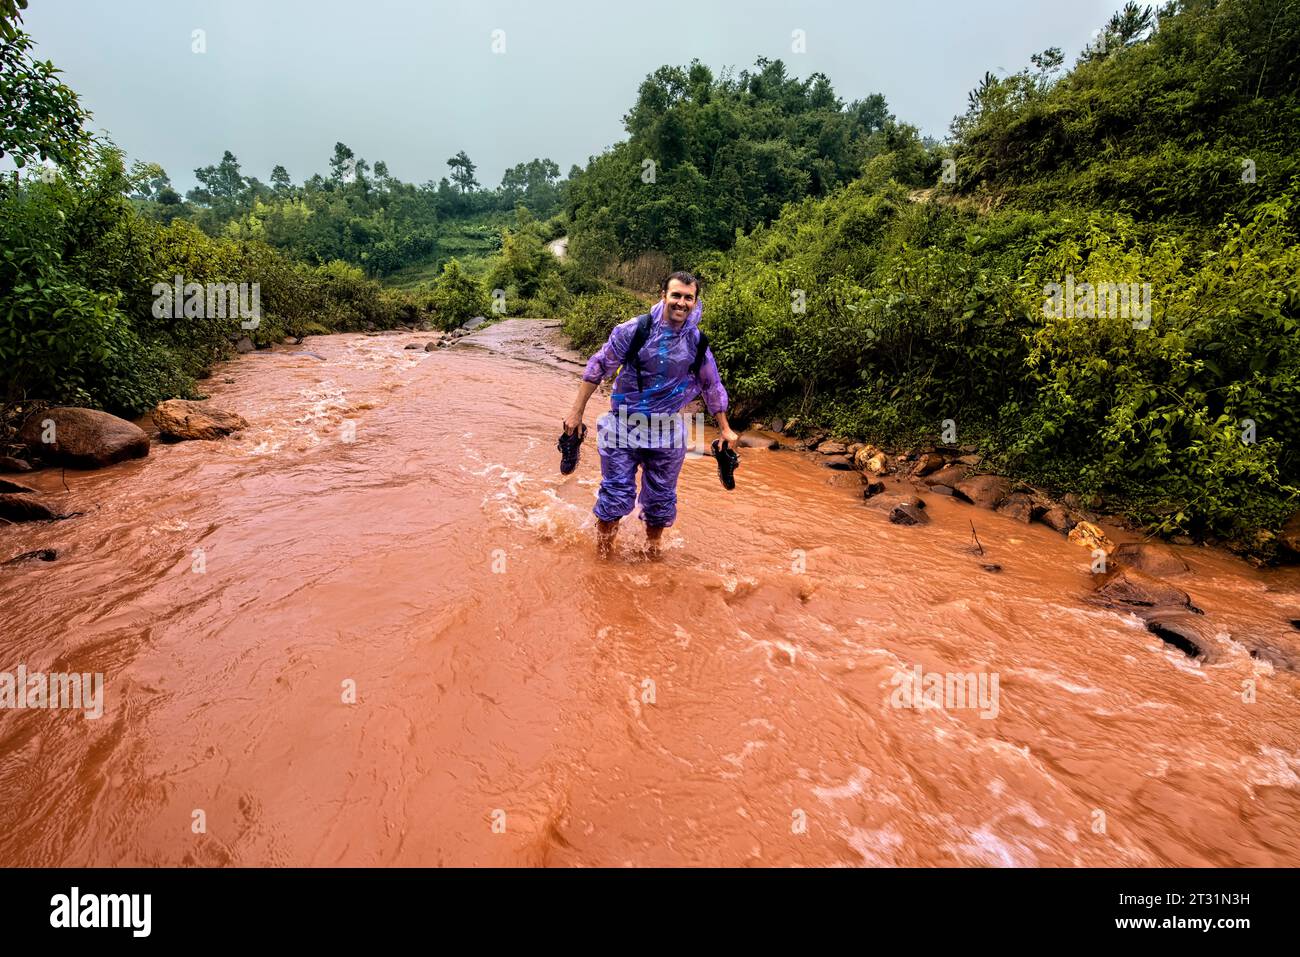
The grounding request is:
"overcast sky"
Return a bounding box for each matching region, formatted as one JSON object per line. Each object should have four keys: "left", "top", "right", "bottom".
{"left": 23, "top": 0, "right": 1118, "bottom": 191}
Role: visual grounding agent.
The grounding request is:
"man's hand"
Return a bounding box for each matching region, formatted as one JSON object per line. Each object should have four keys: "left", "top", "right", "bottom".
{"left": 564, "top": 411, "right": 584, "bottom": 434}
{"left": 720, "top": 427, "right": 740, "bottom": 446}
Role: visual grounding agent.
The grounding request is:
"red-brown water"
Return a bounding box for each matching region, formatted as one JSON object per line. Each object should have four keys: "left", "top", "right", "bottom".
{"left": 2, "top": 320, "right": 1299, "bottom": 866}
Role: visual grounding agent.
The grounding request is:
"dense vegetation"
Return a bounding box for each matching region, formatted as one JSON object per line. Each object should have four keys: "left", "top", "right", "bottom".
{"left": 696, "top": 0, "right": 1299, "bottom": 551}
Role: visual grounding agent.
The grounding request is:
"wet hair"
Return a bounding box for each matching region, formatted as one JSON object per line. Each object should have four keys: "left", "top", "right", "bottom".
{"left": 662, "top": 270, "right": 700, "bottom": 298}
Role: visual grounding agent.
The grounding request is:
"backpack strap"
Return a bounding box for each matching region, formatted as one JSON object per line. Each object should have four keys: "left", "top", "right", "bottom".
{"left": 690, "top": 330, "right": 711, "bottom": 378}
{"left": 619, "top": 312, "right": 654, "bottom": 392}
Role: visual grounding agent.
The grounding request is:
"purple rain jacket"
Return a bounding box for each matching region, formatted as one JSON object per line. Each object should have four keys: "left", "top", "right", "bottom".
{"left": 581, "top": 299, "right": 728, "bottom": 418}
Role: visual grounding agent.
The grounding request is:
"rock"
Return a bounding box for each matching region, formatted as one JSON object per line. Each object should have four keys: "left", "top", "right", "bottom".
{"left": 1111, "top": 542, "right": 1190, "bottom": 577}
{"left": 846, "top": 442, "right": 864, "bottom": 458}
{"left": 822, "top": 455, "right": 855, "bottom": 470}
{"left": 954, "top": 475, "right": 1011, "bottom": 509}
{"left": 18, "top": 408, "right": 149, "bottom": 469}
{"left": 0, "top": 456, "right": 32, "bottom": 472}
{"left": 0, "top": 479, "right": 36, "bottom": 494}
{"left": 960, "top": 444, "right": 978, "bottom": 453}
{"left": 817, "top": 441, "right": 847, "bottom": 455}
{"left": 867, "top": 492, "right": 924, "bottom": 514}
{"left": 862, "top": 481, "right": 886, "bottom": 499}
{"left": 1095, "top": 568, "right": 1198, "bottom": 611}
{"left": 404, "top": 342, "right": 422, "bottom": 350}
{"left": 152, "top": 399, "right": 248, "bottom": 441}
{"left": 996, "top": 491, "right": 1035, "bottom": 523}
{"left": 769, "top": 417, "right": 784, "bottom": 433}
{"left": 425, "top": 341, "right": 439, "bottom": 351}
{"left": 889, "top": 503, "right": 928, "bottom": 525}
{"left": 1279, "top": 511, "right": 1300, "bottom": 556}
{"left": 956, "top": 454, "right": 983, "bottom": 466}
{"left": 1068, "top": 521, "right": 1112, "bottom": 552}
{"left": 1139, "top": 608, "right": 1219, "bottom": 660}
{"left": 923, "top": 464, "right": 968, "bottom": 488}
{"left": 1037, "top": 506, "right": 1076, "bottom": 534}
{"left": 982, "top": 564, "right": 1002, "bottom": 573}
{"left": 0, "top": 493, "right": 65, "bottom": 522}
{"left": 912, "top": 452, "right": 945, "bottom": 476}
{"left": 282, "top": 336, "right": 297, "bottom": 345}
{"left": 234, "top": 337, "right": 255, "bottom": 353}
{"left": 2, "top": 548, "right": 58, "bottom": 565}
{"left": 929, "top": 484, "right": 955, "bottom": 496}
{"left": 852, "top": 445, "right": 882, "bottom": 469}
{"left": 462, "top": 315, "right": 488, "bottom": 331}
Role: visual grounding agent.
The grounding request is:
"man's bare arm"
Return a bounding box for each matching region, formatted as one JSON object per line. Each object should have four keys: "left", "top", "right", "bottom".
{"left": 565, "top": 379, "right": 599, "bottom": 432}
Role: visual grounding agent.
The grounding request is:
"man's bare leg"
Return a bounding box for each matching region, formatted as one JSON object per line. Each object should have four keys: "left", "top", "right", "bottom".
{"left": 644, "top": 524, "right": 666, "bottom": 560}
{"left": 596, "top": 519, "right": 619, "bottom": 558}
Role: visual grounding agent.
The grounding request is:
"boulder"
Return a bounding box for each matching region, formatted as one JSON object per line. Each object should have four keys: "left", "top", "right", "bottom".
{"left": 1111, "top": 542, "right": 1190, "bottom": 577}
{"left": 956, "top": 454, "right": 983, "bottom": 466}
{"left": 2, "top": 548, "right": 57, "bottom": 565}
{"left": 1068, "top": 521, "right": 1112, "bottom": 552}
{"left": 0, "top": 456, "right": 32, "bottom": 472}
{"left": 1095, "top": 567, "right": 1198, "bottom": 611}
{"left": 404, "top": 342, "right": 422, "bottom": 350}
{"left": 912, "top": 452, "right": 945, "bottom": 476}
{"left": 1037, "top": 506, "right": 1076, "bottom": 534}
{"left": 996, "top": 491, "right": 1035, "bottom": 523}
{"left": 928, "top": 484, "right": 955, "bottom": 496}
{"left": 425, "top": 341, "right": 439, "bottom": 351}
{"left": 235, "top": 337, "right": 255, "bottom": 354}
{"left": 152, "top": 400, "right": 248, "bottom": 441}
{"left": 822, "top": 455, "right": 855, "bottom": 470}
{"left": 923, "top": 464, "right": 968, "bottom": 488}
{"left": 18, "top": 408, "right": 149, "bottom": 469}
{"left": 817, "top": 441, "right": 847, "bottom": 455}
{"left": 0, "top": 479, "right": 36, "bottom": 494}
{"left": 867, "top": 492, "right": 925, "bottom": 514}
{"left": 954, "top": 475, "right": 1011, "bottom": 509}
{"left": 862, "top": 480, "right": 886, "bottom": 499}
{"left": 462, "top": 315, "right": 488, "bottom": 331}
{"left": 1279, "top": 511, "right": 1300, "bottom": 556}
{"left": 852, "top": 445, "right": 883, "bottom": 469}
{"left": 0, "top": 493, "right": 65, "bottom": 522}
{"left": 769, "top": 417, "right": 785, "bottom": 433}
{"left": 889, "top": 503, "right": 928, "bottom": 526}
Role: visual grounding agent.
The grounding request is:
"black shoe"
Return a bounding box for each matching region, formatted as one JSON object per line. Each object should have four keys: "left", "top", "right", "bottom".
{"left": 558, "top": 423, "right": 587, "bottom": 475}
{"left": 712, "top": 439, "right": 739, "bottom": 490}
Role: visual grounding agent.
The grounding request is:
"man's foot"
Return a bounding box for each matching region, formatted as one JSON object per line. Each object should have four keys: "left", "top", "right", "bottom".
{"left": 596, "top": 518, "right": 619, "bottom": 558}
{"left": 644, "top": 524, "right": 666, "bottom": 560}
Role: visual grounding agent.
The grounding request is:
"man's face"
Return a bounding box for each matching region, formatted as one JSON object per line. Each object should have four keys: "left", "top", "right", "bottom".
{"left": 663, "top": 278, "right": 698, "bottom": 324}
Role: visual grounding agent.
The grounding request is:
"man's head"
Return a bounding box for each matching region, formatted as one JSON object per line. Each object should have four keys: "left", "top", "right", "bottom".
{"left": 661, "top": 271, "right": 700, "bottom": 325}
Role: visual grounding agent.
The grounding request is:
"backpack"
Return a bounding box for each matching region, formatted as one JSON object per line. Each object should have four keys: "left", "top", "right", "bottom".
{"left": 619, "top": 312, "right": 711, "bottom": 392}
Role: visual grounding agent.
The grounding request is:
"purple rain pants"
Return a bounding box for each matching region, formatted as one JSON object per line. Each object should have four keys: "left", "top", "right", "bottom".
{"left": 594, "top": 440, "right": 689, "bottom": 527}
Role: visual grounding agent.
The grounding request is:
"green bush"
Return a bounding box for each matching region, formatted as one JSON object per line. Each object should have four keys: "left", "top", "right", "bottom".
{"left": 559, "top": 287, "right": 649, "bottom": 354}
{"left": 429, "top": 258, "right": 489, "bottom": 330}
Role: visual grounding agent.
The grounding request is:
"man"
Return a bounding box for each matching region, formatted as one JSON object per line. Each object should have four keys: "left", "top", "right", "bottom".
{"left": 563, "top": 271, "right": 739, "bottom": 558}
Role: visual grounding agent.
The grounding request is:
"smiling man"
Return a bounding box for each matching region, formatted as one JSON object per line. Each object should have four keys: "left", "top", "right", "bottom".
{"left": 563, "top": 271, "right": 738, "bottom": 558}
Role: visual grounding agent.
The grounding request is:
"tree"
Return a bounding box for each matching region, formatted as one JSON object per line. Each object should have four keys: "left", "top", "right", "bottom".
{"left": 188, "top": 150, "right": 245, "bottom": 205}
{"left": 270, "top": 164, "right": 292, "bottom": 193}
{"left": 446, "top": 151, "right": 479, "bottom": 192}
{"left": 0, "top": 22, "right": 92, "bottom": 174}
{"left": 329, "top": 142, "right": 355, "bottom": 183}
